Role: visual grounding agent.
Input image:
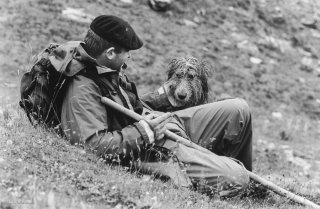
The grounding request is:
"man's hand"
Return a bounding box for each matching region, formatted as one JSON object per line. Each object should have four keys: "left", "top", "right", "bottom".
{"left": 139, "top": 112, "right": 173, "bottom": 143}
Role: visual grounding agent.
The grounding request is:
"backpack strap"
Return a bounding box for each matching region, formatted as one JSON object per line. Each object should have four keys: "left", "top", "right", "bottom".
{"left": 82, "top": 66, "right": 137, "bottom": 112}
{"left": 119, "top": 71, "right": 153, "bottom": 111}
{"left": 80, "top": 67, "right": 111, "bottom": 97}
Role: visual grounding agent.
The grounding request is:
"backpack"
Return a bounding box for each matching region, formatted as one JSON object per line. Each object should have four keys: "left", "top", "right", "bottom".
{"left": 19, "top": 43, "right": 69, "bottom": 132}
{"left": 19, "top": 42, "right": 147, "bottom": 134}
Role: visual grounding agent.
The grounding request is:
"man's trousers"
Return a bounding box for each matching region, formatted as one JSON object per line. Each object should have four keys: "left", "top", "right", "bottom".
{"left": 140, "top": 98, "right": 252, "bottom": 196}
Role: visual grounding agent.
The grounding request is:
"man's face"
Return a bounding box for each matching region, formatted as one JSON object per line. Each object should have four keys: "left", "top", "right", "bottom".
{"left": 112, "top": 49, "right": 131, "bottom": 71}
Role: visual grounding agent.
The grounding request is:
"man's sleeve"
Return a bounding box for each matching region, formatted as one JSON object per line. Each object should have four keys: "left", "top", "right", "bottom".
{"left": 140, "top": 89, "right": 172, "bottom": 111}
{"left": 61, "top": 76, "right": 151, "bottom": 159}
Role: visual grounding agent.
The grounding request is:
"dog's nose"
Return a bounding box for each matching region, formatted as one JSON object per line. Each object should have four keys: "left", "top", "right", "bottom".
{"left": 177, "top": 92, "right": 187, "bottom": 100}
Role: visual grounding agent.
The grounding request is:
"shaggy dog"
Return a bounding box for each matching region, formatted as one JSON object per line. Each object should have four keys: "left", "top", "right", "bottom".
{"left": 164, "top": 56, "right": 210, "bottom": 110}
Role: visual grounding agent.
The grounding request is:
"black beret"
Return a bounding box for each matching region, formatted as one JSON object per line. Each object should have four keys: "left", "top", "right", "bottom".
{"left": 90, "top": 15, "right": 143, "bottom": 50}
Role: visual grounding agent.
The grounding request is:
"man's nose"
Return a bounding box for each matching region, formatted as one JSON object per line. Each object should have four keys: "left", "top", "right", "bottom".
{"left": 128, "top": 51, "right": 131, "bottom": 59}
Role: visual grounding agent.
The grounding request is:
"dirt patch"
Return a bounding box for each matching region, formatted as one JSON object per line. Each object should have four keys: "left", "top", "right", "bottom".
{"left": 2, "top": 0, "right": 320, "bottom": 119}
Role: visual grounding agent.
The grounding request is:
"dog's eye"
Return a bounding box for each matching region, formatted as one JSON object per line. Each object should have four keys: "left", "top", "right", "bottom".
{"left": 187, "top": 74, "right": 195, "bottom": 80}
{"left": 176, "top": 73, "right": 183, "bottom": 78}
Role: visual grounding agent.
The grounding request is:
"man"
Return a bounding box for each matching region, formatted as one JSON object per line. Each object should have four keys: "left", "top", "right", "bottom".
{"left": 54, "top": 15, "right": 252, "bottom": 196}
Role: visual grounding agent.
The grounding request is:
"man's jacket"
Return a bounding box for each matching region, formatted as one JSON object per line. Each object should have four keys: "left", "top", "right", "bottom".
{"left": 51, "top": 41, "right": 154, "bottom": 162}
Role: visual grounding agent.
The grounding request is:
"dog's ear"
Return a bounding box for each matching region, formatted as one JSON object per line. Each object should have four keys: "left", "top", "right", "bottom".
{"left": 167, "top": 68, "right": 175, "bottom": 79}
{"left": 167, "top": 58, "right": 178, "bottom": 79}
{"left": 199, "top": 60, "right": 211, "bottom": 77}
{"left": 199, "top": 60, "right": 211, "bottom": 103}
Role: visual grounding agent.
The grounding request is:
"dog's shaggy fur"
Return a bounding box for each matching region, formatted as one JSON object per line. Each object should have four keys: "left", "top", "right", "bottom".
{"left": 165, "top": 56, "right": 210, "bottom": 109}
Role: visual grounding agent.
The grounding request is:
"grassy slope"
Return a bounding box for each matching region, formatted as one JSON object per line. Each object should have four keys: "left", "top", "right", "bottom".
{"left": 1, "top": 107, "right": 314, "bottom": 209}
{"left": 1, "top": 0, "right": 320, "bottom": 208}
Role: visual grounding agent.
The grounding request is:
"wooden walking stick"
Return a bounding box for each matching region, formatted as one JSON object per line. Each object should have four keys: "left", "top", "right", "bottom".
{"left": 248, "top": 172, "right": 320, "bottom": 209}
{"left": 100, "top": 96, "right": 320, "bottom": 209}
{"left": 100, "top": 97, "right": 210, "bottom": 153}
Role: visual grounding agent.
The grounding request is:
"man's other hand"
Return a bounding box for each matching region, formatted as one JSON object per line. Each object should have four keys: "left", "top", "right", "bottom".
{"left": 158, "top": 84, "right": 184, "bottom": 107}
{"left": 139, "top": 113, "right": 173, "bottom": 143}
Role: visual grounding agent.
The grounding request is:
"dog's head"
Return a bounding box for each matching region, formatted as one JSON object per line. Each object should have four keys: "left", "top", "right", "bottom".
{"left": 165, "top": 56, "right": 210, "bottom": 108}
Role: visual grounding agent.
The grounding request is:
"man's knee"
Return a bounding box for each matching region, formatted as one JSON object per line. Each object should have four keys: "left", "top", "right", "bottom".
{"left": 219, "top": 156, "right": 250, "bottom": 189}
{"left": 215, "top": 98, "right": 251, "bottom": 118}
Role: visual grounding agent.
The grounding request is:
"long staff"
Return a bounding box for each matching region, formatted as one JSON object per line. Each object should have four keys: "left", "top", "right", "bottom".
{"left": 101, "top": 96, "right": 320, "bottom": 209}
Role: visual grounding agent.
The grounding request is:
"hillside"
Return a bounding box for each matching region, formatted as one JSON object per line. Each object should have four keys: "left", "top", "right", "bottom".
{"left": 0, "top": 0, "right": 320, "bottom": 208}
